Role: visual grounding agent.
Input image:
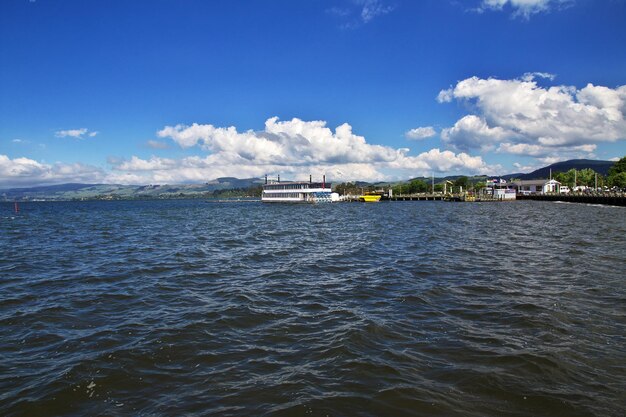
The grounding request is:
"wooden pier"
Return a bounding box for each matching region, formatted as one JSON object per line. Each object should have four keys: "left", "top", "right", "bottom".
{"left": 388, "top": 194, "right": 445, "bottom": 201}
{"left": 517, "top": 194, "right": 626, "bottom": 207}
{"left": 343, "top": 192, "right": 626, "bottom": 206}
{"left": 342, "top": 194, "right": 446, "bottom": 202}
{"left": 343, "top": 193, "right": 504, "bottom": 202}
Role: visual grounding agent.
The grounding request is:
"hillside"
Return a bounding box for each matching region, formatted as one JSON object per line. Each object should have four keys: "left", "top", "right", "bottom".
{"left": 0, "top": 178, "right": 263, "bottom": 201}
{"left": 517, "top": 159, "right": 614, "bottom": 180}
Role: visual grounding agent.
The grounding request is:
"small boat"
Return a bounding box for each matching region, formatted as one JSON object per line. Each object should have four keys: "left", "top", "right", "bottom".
{"left": 358, "top": 194, "right": 381, "bottom": 202}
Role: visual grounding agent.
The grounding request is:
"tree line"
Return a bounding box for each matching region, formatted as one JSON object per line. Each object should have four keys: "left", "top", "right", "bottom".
{"left": 553, "top": 157, "right": 626, "bottom": 189}
{"left": 333, "top": 157, "right": 626, "bottom": 196}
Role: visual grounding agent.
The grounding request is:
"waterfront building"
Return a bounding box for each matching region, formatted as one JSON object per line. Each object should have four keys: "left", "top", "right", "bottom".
{"left": 482, "top": 179, "right": 516, "bottom": 200}
{"left": 513, "top": 179, "right": 561, "bottom": 195}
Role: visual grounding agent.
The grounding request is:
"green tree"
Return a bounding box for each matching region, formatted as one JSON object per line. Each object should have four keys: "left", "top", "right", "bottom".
{"left": 609, "top": 172, "right": 626, "bottom": 188}
{"left": 576, "top": 168, "right": 599, "bottom": 187}
{"left": 554, "top": 170, "right": 575, "bottom": 188}
{"left": 454, "top": 176, "right": 469, "bottom": 188}
{"left": 334, "top": 182, "right": 362, "bottom": 195}
{"left": 393, "top": 183, "right": 404, "bottom": 195}
{"left": 473, "top": 182, "right": 486, "bottom": 192}
{"left": 608, "top": 156, "right": 626, "bottom": 177}
{"left": 408, "top": 179, "right": 429, "bottom": 193}
{"left": 392, "top": 179, "right": 429, "bottom": 195}
{"left": 607, "top": 156, "right": 626, "bottom": 188}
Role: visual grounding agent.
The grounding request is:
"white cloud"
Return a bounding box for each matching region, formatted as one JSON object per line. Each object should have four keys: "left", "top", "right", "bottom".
{"left": 147, "top": 140, "right": 169, "bottom": 149}
{"left": 328, "top": 0, "right": 394, "bottom": 29}
{"left": 109, "top": 149, "right": 497, "bottom": 184}
{"left": 441, "top": 115, "right": 513, "bottom": 152}
{"left": 0, "top": 154, "right": 105, "bottom": 187}
{"left": 390, "top": 148, "right": 499, "bottom": 174}
{"left": 4, "top": 117, "right": 500, "bottom": 187}
{"left": 497, "top": 142, "right": 596, "bottom": 157}
{"left": 114, "top": 155, "right": 179, "bottom": 171}
{"left": 437, "top": 88, "right": 454, "bottom": 103}
{"left": 405, "top": 126, "right": 437, "bottom": 140}
{"left": 326, "top": 7, "right": 351, "bottom": 17}
{"left": 115, "top": 117, "right": 499, "bottom": 182}
{"left": 109, "top": 154, "right": 389, "bottom": 184}
{"left": 55, "top": 128, "right": 98, "bottom": 139}
{"left": 479, "top": 0, "right": 571, "bottom": 18}
{"left": 512, "top": 162, "right": 540, "bottom": 173}
{"left": 438, "top": 75, "right": 626, "bottom": 159}
{"left": 158, "top": 117, "right": 401, "bottom": 166}
{"left": 496, "top": 142, "right": 549, "bottom": 156}
{"left": 536, "top": 156, "right": 563, "bottom": 165}
{"left": 359, "top": 0, "right": 394, "bottom": 23}
{"left": 521, "top": 72, "right": 555, "bottom": 82}
{"left": 497, "top": 142, "right": 597, "bottom": 163}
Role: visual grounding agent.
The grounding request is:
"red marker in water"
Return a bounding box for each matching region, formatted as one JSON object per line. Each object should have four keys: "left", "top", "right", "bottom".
{"left": 14, "top": 202, "right": 19, "bottom": 213}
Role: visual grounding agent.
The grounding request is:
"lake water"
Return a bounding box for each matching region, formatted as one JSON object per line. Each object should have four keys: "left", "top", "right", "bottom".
{"left": 1, "top": 200, "right": 625, "bottom": 416}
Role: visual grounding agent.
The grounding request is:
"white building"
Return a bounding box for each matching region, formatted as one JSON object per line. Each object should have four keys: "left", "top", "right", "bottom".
{"left": 543, "top": 179, "right": 561, "bottom": 193}
{"left": 482, "top": 179, "right": 516, "bottom": 200}
{"left": 513, "top": 179, "right": 561, "bottom": 194}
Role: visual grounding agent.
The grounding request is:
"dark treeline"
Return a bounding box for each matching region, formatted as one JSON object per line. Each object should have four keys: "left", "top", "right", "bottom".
{"left": 552, "top": 157, "right": 626, "bottom": 188}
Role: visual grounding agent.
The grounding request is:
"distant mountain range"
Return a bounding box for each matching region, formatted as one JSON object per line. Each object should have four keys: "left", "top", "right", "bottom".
{"left": 407, "top": 159, "right": 615, "bottom": 183}
{"left": 509, "top": 159, "right": 614, "bottom": 180}
{"left": 0, "top": 177, "right": 264, "bottom": 201}
{"left": 0, "top": 159, "right": 617, "bottom": 201}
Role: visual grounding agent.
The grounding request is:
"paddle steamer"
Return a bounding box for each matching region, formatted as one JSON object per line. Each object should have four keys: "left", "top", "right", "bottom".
{"left": 261, "top": 175, "right": 334, "bottom": 203}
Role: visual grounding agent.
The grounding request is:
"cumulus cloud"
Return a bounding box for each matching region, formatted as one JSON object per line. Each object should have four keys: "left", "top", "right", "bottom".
{"left": 497, "top": 142, "right": 596, "bottom": 157}
{"left": 109, "top": 154, "right": 390, "bottom": 184}
{"left": 0, "top": 154, "right": 105, "bottom": 187}
{"left": 109, "top": 116, "right": 498, "bottom": 183}
{"left": 4, "top": 117, "right": 500, "bottom": 187}
{"left": 390, "top": 148, "right": 498, "bottom": 174}
{"left": 478, "top": 0, "right": 571, "bottom": 18}
{"left": 438, "top": 74, "right": 626, "bottom": 160}
{"left": 157, "top": 117, "right": 400, "bottom": 166}
{"left": 108, "top": 149, "right": 496, "bottom": 184}
{"left": 405, "top": 126, "right": 437, "bottom": 140}
{"left": 55, "top": 128, "right": 98, "bottom": 139}
{"left": 442, "top": 115, "right": 513, "bottom": 152}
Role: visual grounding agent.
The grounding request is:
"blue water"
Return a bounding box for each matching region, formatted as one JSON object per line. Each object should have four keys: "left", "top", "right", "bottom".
{"left": 1, "top": 200, "right": 625, "bottom": 416}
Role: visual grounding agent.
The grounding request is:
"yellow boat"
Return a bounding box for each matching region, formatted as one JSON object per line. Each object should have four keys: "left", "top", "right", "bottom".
{"left": 358, "top": 194, "right": 382, "bottom": 202}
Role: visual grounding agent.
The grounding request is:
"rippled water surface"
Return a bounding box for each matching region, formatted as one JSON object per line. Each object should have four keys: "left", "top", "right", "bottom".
{"left": 1, "top": 200, "right": 625, "bottom": 416}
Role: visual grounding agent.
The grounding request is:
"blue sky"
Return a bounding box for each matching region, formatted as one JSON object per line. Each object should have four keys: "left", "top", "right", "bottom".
{"left": 1, "top": 0, "right": 625, "bottom": 186}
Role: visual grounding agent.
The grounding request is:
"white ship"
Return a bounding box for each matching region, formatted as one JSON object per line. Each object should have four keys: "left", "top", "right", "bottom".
{"left": 261, "top": 175, "right": 336, "bottom": 203}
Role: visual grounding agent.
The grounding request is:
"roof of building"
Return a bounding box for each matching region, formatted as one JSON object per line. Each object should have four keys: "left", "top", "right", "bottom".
{"left": 514, "top": 179, "right": 561, "bottom": 186}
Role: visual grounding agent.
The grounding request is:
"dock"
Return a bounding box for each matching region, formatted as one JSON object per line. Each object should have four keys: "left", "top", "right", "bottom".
{"left": 343, "top": 193, "right": 479, "bottom": 202}
{"left": 341, "top": 193, "right": 445, "bottom": 202}
{"left": 388, "top": 194, "right": 445, "bottom": 201}
{"left": 341, "top": 192, "right": 626, "bottom": 206}
{"left": 517, "top": 194, "right": 626, "bottom": 207}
